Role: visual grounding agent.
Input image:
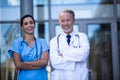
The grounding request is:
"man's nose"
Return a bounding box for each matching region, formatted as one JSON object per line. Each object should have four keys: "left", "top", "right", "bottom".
{"left": 64, "top": 21, "right": 68, "bottom": 25}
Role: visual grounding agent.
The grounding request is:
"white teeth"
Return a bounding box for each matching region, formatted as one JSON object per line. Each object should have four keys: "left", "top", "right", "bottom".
{"left": 64, "top": 26, "right": 69, "bottom": 29}
{"left": 28, "top": 27, "right": 33, "bottom": 30}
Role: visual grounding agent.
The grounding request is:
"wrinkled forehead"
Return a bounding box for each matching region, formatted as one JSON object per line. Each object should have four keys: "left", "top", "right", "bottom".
{"left": 59, "top": 12, "right": 74, "bottom": 19}
{"left": 60, "top": 12, "right": 72, "bottom": 18}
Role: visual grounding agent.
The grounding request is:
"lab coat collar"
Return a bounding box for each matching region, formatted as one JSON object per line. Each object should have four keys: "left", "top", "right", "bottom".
{"left": 61, "top": 31, "right": 75, "bottom": 37}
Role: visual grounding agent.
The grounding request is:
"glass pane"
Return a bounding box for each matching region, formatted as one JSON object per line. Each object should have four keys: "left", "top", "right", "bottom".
{"left": 117, "top": 0, "right": 120, "bottom": 17}
{"left": 36, "top": 22, "right": 49, "bottom": 44}
{"left": 1, "top": 23, "right": 21, "bottom": 80}
{"left": 34, "top": 0, "right": 47, "bottom": 5}
{"left": 55, "top": 24, "right": 79, "bottom": 36}
{"left": 51, "top": 0, "right": 114, "bottom": 19}
{"left": 51, "top": 0, "right": 113, "bottom": 4}
{"left": 34, "top": 0, "right": 48, "bottom": 20}
{"left": 1, "top": 0, "right": 20, "bottom": 7}
{"left": 1, "top": 0, "right": 20, "bottom": 21}
{"left": 88, "top": 23, "right": 113, "bottom": 80}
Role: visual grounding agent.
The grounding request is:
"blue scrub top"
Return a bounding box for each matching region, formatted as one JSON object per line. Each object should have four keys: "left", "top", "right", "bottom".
{"left": 8, "top": 37, "right": 49, "bottom": 80}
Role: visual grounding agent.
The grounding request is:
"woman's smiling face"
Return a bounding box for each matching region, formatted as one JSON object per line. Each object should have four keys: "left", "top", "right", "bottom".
{"left": 22, "top": 17, "right": 35, "bottom": 34}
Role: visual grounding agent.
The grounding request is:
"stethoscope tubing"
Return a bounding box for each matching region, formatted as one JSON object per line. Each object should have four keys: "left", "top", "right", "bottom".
{"left": 21, "top": 37, "right": 39, "bottom": 60}
{"left": 57, "top": 34, "right": 80, "bottom": 54}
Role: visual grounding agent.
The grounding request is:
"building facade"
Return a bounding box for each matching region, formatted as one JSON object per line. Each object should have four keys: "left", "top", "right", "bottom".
{"left": 0, "top": 0, "right": 120, "bottom": 80}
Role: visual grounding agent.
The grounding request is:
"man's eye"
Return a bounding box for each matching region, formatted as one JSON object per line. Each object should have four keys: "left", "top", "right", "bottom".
{"left": 67, "top": 19, "right": 70, "bottom": 22}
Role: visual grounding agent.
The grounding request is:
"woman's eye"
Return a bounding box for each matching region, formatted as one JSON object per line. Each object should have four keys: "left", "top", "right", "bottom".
{"left": 24, "top": 22, "right": 28, "bottom": 25}
{"left": 23, "top": 21, "right": 34, "bottom": 25}
{"left": 30, "top": 21, "right": 34, "bottom": 24}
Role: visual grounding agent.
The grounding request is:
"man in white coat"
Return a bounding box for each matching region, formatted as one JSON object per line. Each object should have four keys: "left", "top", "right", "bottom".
{"left": 50, "top": 9, "right": 90, "bottom": 80}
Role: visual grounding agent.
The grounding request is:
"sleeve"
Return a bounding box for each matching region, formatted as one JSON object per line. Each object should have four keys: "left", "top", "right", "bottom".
{"left": 8, "top": 39, "right": 21, "bottom": 58}
{"left": 41, "top": 39, "right": 49, "bottom": 53}
{"left": 63, "top": 33, "right": 90, "bottom": 62}
{"left": 50, "top": 38, "right": 75, "bottom": 70}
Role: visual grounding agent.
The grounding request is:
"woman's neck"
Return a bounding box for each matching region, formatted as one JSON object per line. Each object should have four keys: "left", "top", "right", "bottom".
{"left": 24, "top": 34, "right": 35, "bottom": 47}
{"left": 24, "top": 34, "right": 35, "bottom": 41}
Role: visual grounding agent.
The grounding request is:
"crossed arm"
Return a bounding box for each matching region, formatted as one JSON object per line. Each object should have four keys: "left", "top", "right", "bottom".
{"left": 13, "top": 50, "right": 49, "bottom": 70}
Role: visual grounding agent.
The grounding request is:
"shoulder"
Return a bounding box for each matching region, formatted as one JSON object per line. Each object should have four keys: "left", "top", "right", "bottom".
{"left": 74, "top": 32, "right": 89, "bottom": 40}
{"left": 50, "top": 34, "right": 60, "bottom": 43}
{"left": 9, "top": 37, "right": 23, "bottom": 50}
{"left": 50, "top": 37, "right": 56, "bottom": 43}
{"left": 36, "top": 37, "right": 44, "bottom": 41}
{"left": 13, "top": 37, "right": 23, "bottom": 44}
{"left": 36, "top": 37, "right": 47, "bottom": 43}
{"left": 75, "top": 32, "right": 88, "bottom": 37}
{"left": 75, "top": 32, "right": 89, "bottom": 42}
{"left": 14, "top": 37, "right": 23, "bottom": 41}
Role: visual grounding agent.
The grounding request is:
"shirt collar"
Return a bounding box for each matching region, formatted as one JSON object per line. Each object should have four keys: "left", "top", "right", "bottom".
{"left": 61, "top": 31, "right": 75, "bottom": 37}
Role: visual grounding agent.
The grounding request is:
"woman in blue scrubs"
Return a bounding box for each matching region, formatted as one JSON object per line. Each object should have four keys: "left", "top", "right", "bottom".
{"left": 8, "top": 14, "right": 49, "bottom": 80}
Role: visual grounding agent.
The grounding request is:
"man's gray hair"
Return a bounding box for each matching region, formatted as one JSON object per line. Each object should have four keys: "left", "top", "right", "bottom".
{"left": 59, "top": 9, "right": 75, "bottom": 20}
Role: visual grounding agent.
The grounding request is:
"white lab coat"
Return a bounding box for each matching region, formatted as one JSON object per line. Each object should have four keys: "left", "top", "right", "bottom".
{"left": 50, "top": 31, "right": 90, "bottom": 80}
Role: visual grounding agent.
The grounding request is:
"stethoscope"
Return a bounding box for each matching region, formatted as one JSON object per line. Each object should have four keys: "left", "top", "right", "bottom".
{"left": 21, "top": 37, "right": 39, "bottom": 60}
{"left": 57, "top": 34, "right": 80, "bottom": 54}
